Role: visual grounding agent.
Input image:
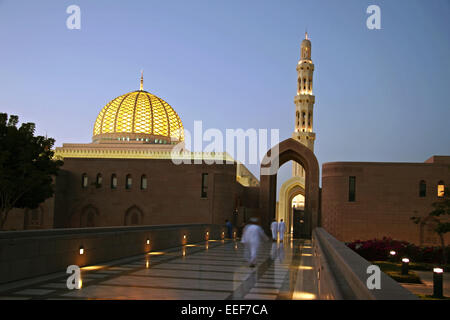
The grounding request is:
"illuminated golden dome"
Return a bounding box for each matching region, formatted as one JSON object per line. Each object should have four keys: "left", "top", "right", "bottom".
{"left": 93, "top": 81, "right": 183, "bottom": 144}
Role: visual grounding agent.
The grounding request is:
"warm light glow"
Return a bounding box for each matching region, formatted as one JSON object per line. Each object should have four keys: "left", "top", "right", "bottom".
{"left": 146, "top": 239, "right": 150, "bottom": 245}
{"left": 208, "top": 240, "right": 220, "bottom": 242}
{"left": 292, "top": 291, "right": 316, "bottom": 300}
{"left": 79, "top": 247, "right": 84, "bottom": 255}
{"left": 298, "top": 266, "right": 313, "bottom": 270}
{"left": 402, "top": 258, "right": 410, "bottom": 263}
{"left": 292, "top": 194, "right": 305, "bottom": 208}
{"left": 302, "top": 253, "right": 312, "bottom": 256}
{"left": 148, "top": 252, "right": 165, "bottom": 255}
{"left": 93, "top": 90, "right": 184, "bottom": 141}
{"left": 145, "top": 260, "right": 150, "bottom": 269}
{"left": 438, "top": 184, "right": 445, "bottom": 197}
{"left": 81, "top": 266, "right": 104, "bottom": 271}
{"left": 390, "top": 251, "right": 396, "bottom": 256}
{"left": 183, "top": 235, "right": 186, "bottom": 239}
{"left": 184, "top": 244, "right": 198, "bottom": 247}
{"left": 434, "top": 268, "right": 444, "bottom": 273}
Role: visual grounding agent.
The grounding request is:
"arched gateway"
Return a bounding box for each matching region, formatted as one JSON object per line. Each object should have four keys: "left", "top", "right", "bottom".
{"left": 259, "top": 138, "right": 320, "bottom": 237}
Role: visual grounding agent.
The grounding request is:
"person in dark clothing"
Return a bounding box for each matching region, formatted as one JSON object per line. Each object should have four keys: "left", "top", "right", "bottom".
{"left": 225, "top": 219, "right": 233, "bottom": 239}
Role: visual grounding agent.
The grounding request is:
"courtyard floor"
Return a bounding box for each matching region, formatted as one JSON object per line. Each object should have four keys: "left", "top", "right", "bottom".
{"left": 0, "top": 238, "right": 317, "bottom": 300}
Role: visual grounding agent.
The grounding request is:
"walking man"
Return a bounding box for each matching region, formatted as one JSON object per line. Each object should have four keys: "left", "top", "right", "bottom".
{"left": 270, "top": 219, "right": 278, "bottom": 242}
{"left": 241, "top": 217, "right": 269, "bottom": 267}
{"left": 278, "top": 219, "right": 286, "bottom": 241}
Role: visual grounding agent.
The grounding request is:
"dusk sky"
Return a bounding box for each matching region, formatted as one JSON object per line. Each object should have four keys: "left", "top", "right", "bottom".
{"left": 1, "top": 0, "right": 449, "bottom": 193}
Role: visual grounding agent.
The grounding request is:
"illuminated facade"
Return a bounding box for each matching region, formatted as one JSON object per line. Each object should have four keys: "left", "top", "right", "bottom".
{"left": 292, "top": 32, "right": 316, "bottom": 178}
{"left": 2, "top": 74, "right": 260, "bottom": 231}
{"left": 93, "top": 73, "right": 183, "bottom": 144}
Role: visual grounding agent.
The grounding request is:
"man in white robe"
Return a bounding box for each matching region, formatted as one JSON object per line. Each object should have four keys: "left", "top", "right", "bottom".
{"left": 270, "top": 219, "right": 278, "bottom": 242}
{"left": 241, "top": 217, "right": 269, "bottom": 267}
{"left": 278, "top": 219, "right": 286, "bottom": 241}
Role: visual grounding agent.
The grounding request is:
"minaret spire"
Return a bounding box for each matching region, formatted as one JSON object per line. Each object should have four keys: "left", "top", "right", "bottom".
{"left": 292, "top": 33, "right": 316, "bottom": 178}
{"left": 140, "top": 70, "right": 144, "bottom": 91}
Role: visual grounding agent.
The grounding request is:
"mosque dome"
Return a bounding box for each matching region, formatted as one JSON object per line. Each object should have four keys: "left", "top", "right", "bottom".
{"left": 92, "top": 74, "right": 184, "bottom": 145}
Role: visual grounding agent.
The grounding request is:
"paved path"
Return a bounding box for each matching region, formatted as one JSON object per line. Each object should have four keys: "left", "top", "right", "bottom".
{"left": 0, "top": 238, "right": 317, "bottom": 300}
{"left": 401, "top": 270, "right": 450, "bottom": 298}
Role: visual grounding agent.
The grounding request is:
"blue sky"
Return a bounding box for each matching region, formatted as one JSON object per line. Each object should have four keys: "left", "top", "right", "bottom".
{"left": 1, "top": 0, "right": 449, "bottom": 194}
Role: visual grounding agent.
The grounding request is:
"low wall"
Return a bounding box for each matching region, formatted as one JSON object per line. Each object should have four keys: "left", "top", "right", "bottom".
{"left": 312, "top": 227, "right": 418, "bottom": 300}
{"left": 0, "top": 224, "right": 225, "bottom": 285}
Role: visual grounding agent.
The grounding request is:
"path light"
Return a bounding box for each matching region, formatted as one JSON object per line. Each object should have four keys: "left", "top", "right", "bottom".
{"left": 401, "top": 258, "right": 410, "bottom": 275}
{"left": 221, "top": 232, "right": 225, "bottom": 239}
{"left": 389, "top": 250, "right": 396, "bottom": 262}
{"left": 146, "top": 239, "right": 150, "bottom": 245}
{"left": 233, "top": 231, "right": 236, "bottom": 239}
{"left": 433, "top": 268, "right": 444, "bottom": 298}
{"left": 79, "top": 246, "right": 84, "bottom": 255}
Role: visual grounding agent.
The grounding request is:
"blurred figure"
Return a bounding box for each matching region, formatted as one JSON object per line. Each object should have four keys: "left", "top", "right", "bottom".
{"left": 241, "top": 217, "right": 269, "bottom": 267}
{"left": 278, "top": 241, "right": 285, "bottom": 262}
{"left": 270, "top": 241, "right": 278, "bottom": 260}
{"left": 270, "top": 219, "right": 278, "bottom": 242}
{"left": 278, "top": 219, "right": 286, "bottom": 241}
{"left": 225, "top": 219, "right": 233, "bottom": 239}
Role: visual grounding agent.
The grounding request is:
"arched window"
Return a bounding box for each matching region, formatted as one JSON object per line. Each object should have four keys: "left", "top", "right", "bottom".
{"left": 96, "top": 173, "right": 103, "bottom": 187}
{"left": 87, "top": 211, "right": 95, "bottom": 227}
{"left": 111, "top": 174, "right": 117, "bottom": 189}
{"left": 419, "top": 180, "right": 426, "bottom": 197}
{"left": 126, "top": 174, "right": 132, "bottom": 190}
{"left": 81, "top": 173, "right": 88, "bottom": 189}
{"left": 437, "top": 181, "right": 445, "bottom": 198}
{"left": 141, "top": 175, "right": 147, "bottom": 190}
{"left": 131, "top": 212, "right": 139, "bottom": 225}
{"left": 124, "top": 206, "right": 142, "bottom": 226}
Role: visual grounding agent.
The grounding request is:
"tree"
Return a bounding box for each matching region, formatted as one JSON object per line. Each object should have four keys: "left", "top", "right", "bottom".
{"left": 0, "top": 113, "right": 63, "bottom": 230}
{"left": 411, "top": 187, "right": 450, "bottom": 265}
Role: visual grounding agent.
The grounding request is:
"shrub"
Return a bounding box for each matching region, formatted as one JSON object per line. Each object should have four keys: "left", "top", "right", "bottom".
{"left": 346, "top": 238, "right": 450, "bottom": 264}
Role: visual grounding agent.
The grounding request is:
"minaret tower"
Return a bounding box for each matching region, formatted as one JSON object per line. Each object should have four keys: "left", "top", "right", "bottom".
{"left": 292, "top": 32, "right": 316, "bottom": 177}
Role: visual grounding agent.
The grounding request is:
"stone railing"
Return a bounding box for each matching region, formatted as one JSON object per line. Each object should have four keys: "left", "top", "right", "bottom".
{"left": 312, "top": 227, "right": 418, "bottom": 300}
{"left": 0, "top": 224, "right": 225, "bottom": 285}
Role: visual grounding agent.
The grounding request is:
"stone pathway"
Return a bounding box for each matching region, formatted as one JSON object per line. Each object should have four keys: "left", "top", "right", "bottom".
{"left": 401, "top": 270, "right": 450, "bottom": 298}
{"left": 0, "top": 238, "right": 317, "bottom": 300}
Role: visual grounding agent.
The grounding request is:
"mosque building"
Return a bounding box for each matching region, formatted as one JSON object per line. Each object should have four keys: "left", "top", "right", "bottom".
{"left": 2, "top": 34, "right": 449, "bottom": 247}
{"left": 3, "top": 73, "right": 260, "bottom": 230}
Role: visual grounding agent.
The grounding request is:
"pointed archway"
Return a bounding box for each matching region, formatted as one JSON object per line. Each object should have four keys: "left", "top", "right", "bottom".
{"left": 278, "top": 176, "right": 306, "bottom": 236}
{"left": 259, "top": 138, "right": 320, "bottom": 235}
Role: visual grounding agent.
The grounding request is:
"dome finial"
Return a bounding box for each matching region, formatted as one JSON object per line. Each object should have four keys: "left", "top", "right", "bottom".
{"left": 140, "top": 70, "right": 144, "bottom": 91}
{"left": 305, "top": 29, "right": 308, "bottom": 40}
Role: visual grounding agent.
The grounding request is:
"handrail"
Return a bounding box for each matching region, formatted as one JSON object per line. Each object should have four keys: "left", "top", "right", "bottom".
{"left": 312, "top": 228, "right": 418, "bottom": 300}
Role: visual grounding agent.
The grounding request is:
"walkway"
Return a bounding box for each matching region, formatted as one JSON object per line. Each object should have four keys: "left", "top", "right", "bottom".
{"left": 0, "top": 238, "right": 318, "bottom": 300}
{"left": 401, "top": 270, "right": 450, "bottom": 298}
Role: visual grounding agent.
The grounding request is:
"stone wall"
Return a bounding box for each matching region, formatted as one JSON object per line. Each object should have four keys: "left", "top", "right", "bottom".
{"left": 321, "top": 159, "right": 450, "bottom": 244}
{"left": 0, "top": 224, "right": 224, "bottom": 285}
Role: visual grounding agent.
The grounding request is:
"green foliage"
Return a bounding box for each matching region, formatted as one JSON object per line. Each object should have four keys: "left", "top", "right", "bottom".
{"left": 410, "top": 187, "right": 450, "bottom": 264}
{"left": 372, "top": 261, "right": 422, "bottom": 284}
{"left": 0, "top": 113, "right": 63, "bottom": 229}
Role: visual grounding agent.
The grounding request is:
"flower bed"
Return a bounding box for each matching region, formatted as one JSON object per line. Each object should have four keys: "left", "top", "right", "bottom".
{"left": 346, "top": 237, "right": 450, "bottom": 264}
